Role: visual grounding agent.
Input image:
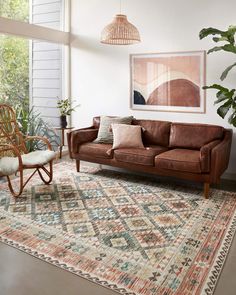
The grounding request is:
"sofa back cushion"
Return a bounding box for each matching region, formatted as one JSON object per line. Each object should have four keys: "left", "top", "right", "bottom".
{"left": 169, "top": 123, "right": 224, "bottom": 149}
{"left": 133, "top": 119, "right": 171, "bottom": 147}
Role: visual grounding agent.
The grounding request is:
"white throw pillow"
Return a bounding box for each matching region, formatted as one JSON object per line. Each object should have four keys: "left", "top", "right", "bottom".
{"left": 111, "top": 124, "right": 144, "bottom": 150}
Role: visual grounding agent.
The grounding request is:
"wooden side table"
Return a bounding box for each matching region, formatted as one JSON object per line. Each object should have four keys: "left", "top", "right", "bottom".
{"left": 54, "top": 127, "right": 74, "bottom": 159}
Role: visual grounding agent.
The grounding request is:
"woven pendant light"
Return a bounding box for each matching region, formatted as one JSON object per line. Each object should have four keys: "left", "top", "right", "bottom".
{"left": 101, "top": 1, "right": 141, "bottom": 45}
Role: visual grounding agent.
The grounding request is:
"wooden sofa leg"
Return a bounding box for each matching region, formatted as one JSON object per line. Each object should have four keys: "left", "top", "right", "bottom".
{"left": 204, "top": 183, "right": 210, "bottom": 199}
{"left": 76, "top": 160, "right": 80, "bottom": 172}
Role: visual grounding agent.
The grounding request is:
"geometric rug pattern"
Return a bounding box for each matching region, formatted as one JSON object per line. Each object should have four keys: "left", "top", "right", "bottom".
{"left": 0, "top": 162, "right": 236, "bottom": 294}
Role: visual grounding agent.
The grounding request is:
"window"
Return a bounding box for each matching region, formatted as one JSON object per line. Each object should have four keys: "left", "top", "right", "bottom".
{"left": 0, "top": 35, "right": 29, "bottom": 107}
{"left": 0, "top": 0, "right": 29, "bottom": 22}
{"left": 0, "top": 0, "right": 70, "bottom": 126}
{"left": 0, "top": 0, "right": 66, "bottom": 31}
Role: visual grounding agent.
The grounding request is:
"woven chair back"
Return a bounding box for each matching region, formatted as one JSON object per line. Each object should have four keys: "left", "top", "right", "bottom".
{"left": 0, "top": 104, "right": 27, "bottom": 157}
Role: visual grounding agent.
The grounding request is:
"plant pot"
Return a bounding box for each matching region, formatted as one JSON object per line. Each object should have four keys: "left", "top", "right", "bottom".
{"left": 60, "top": 115, "right": 67, "bottom": 128}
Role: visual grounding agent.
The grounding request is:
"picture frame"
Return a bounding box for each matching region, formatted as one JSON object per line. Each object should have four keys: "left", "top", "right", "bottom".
{"left": 130, "top": 51, "right": 206, "bottom": 113}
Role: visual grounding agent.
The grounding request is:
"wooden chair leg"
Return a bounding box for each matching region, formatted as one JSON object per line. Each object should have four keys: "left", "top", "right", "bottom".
{"left": 76, "top": 160, "right": 80, "bottom": 172}
{"left": 204, "top": 182, "right": 210, "bottom": 199}
{"left": 38, "top": 161, "right": 53, "bottom": 185}
{"left": 7, "top": 170, "right": 24, "bottom": 198}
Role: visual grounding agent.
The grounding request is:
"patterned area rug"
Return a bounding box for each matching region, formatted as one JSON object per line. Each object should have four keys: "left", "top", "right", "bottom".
{"left": 0, "top": 161, "right": 236, "bottom": 295}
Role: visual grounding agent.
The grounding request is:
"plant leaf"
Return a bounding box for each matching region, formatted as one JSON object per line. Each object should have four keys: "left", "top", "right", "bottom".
{"left": 226, "top": 25, "right": 236, "bottom": 45}
{"left": 214, "top": 95, "right": 231, "bottom": 105}
{"left": 217, "top": 100, "right": 232, "bottom": 118}
{"left": 207, "top": 46, "right": 224, "bottom": 54}
{"left": 199, "top": 27, "right": 225, "bottom": 40}
{"left": 221, "top": 44, "right": 236, "bottom": 54}
{"left": 203, "top": 84, "right": 229, "bottom": 92}
{"left": 204, "top": 84, "right": 235, "bottom": 105}
{"left": 220, "top": 62, "right": 236, "bottom": 80}
{"left": 212, "top": 36, "right": 228, "bottom": 42}
{"left": 228, "top": 112, "right": 236, "bottom": 127}
{"left": 219, "top": 88, "right": 235, "bottom": 97}
{"left": 207, "top": 44, "right": 236, "bottom": 54}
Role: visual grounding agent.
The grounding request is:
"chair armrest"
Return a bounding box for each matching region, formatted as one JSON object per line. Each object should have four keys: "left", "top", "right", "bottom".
{"left": 209, "top": 129, "right": 233, "bottom": 183}
{"left": 25, "top": 136, "right": 52, "bottom": 151}
{"left": 200, "top": 140, "right": 221, "bottom": 172}
{"left": 67, "top": 128, "right": 98, "bottom": 157}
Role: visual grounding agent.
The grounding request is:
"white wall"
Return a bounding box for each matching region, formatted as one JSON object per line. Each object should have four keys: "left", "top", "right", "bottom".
{"left": 70, "top": 0, "right": 236, "bottom": 177}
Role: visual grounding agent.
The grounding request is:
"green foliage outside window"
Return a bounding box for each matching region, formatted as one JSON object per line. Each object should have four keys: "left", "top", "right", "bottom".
{"left": 0, "top": 0, "right": 29, "bottom": 22}
{"left": 0, "top": 0, "right": 29, "bottom": 108}
{"left": 0, "top": 36, "right": 29, "bottom": 107}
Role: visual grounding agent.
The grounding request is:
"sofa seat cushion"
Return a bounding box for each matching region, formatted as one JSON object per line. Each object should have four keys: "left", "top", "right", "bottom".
{"left": 78, "top": 143, "right": 113, "bottom": 158}
{"left": 114, "top": 145, "right": 168, "bottom": 166}
{"left": 155, "top": 149, "right": 201, "bottom": 173}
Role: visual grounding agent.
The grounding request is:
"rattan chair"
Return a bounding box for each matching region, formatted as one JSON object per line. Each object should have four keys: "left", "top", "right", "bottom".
{"left": 0, "top": 104, "right": 55, "bottom": 197}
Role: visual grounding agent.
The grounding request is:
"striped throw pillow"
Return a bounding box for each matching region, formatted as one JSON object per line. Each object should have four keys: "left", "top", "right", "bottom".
{"left": 94, "top": 116, "right": 133, "bottom": 144}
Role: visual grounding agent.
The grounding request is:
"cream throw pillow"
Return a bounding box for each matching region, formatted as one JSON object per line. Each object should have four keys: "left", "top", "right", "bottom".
{"left": 111, "top": 124, "right": 144, "bottom": 150}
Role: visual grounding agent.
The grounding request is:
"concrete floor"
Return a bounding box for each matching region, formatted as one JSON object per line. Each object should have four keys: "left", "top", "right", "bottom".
{"left": 0, "top": 242, "right": 117, "bottom": 295}
{"left": 0, "top": 160, "right": 236, "bottom": 295}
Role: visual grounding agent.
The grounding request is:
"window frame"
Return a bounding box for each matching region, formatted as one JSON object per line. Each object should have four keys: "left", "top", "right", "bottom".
{"left": 0, "top": 0, "right": 70, "bottom": 125}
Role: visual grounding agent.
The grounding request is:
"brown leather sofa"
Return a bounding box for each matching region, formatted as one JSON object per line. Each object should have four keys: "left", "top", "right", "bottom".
{"left": 67, "top": 117, "right": 232, "bottom": 198}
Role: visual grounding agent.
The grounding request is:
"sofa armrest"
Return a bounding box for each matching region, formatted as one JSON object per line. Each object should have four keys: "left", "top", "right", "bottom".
{"left": 209, "top": 129, "right": 233, "bottom": 183}
{"left": 200, "top": 140, "right": 221, "bottom": 172}
{"left": 67, "top": 127, "right": 98, "bottom": 158}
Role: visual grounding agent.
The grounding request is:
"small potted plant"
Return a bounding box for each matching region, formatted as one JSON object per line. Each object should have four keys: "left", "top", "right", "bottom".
{"left": 57, "top": 98, "right": 79, "bottom": 128}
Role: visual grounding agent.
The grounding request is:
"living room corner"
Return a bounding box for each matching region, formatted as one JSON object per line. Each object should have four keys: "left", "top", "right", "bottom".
{"left": 70, "top": 0, "right": 236, "bottom": 179}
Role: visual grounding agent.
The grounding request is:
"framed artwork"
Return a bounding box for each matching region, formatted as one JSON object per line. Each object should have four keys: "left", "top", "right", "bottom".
{"left": 130, "top": 51, "right": 206, "bottom": 113}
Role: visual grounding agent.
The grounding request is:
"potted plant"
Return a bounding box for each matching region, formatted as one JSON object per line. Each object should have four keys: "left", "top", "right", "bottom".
{"left": 57, "top": 98, "right": 79, "bottom": 128}
{"left": 199, "top": 25, "right": 236, "bottom": 127}
{"left": 15, "top": 103, "right": 60, "bottom": 152}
